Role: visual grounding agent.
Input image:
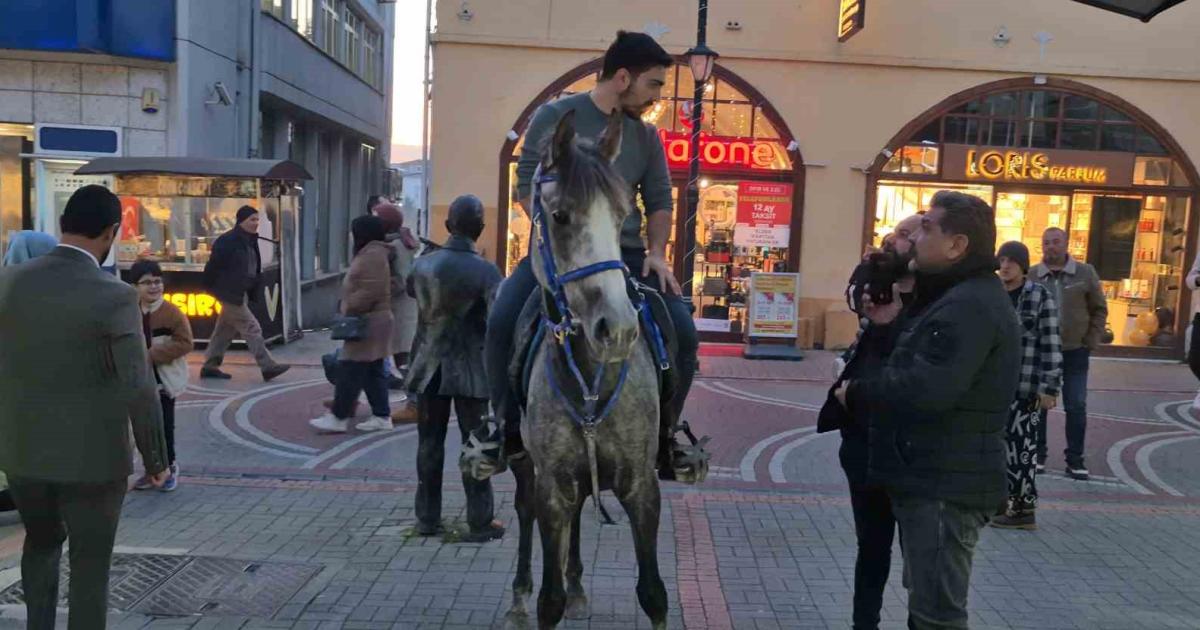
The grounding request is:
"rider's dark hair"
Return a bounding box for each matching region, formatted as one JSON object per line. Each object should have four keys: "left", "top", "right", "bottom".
{"left": 600, "top": 31, "right": 674, "bottom": 81}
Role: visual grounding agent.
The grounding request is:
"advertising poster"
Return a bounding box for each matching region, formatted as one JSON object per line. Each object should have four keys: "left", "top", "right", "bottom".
{"left": 733, "top": 181, "right": 793, "bottom": 248}
{"left": 747, "top": 272, "right": 799, "bottom": 338}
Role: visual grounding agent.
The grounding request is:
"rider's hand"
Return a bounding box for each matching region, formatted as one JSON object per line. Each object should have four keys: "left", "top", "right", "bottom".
{"left": 862, "top": 284, "right": 902, "bottom": 325}
{"left": 149, "top": 468, "right": 170, "bottom": 488}
{"left": 1038, "top": 394, "right": 1057, "bottom": 411}
{"left": 642, "top": 255, "right": 682, "bottom": 295}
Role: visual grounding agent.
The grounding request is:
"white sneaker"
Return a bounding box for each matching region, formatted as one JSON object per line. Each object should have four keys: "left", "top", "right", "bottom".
{"left": 1191, "top": 390, "right": 1200, "bottom": 412}
{"left": 356, "top": 416, "right": 394, "bottom": 432}
{"left": 309, "top": 414, "right": 348, "bottom": 433}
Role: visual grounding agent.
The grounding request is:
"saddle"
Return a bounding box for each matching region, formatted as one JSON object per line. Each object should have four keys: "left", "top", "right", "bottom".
{"left": 509, "top": 279, "right": 679, "bottom": 413}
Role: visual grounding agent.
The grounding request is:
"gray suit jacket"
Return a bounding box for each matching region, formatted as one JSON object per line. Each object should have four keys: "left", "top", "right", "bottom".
{"left": 404, "top": 235, "right": 501, "bottom": 399}
{"left": 0, "top": 246, "right": 168, "bottom": 482}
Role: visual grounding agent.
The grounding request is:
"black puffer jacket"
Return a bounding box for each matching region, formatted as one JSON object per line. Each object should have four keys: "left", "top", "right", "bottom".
{"left": 202, "top": 228, "right": 261, "bottom": 306}
{"left": 846, "top": 262, "right": 1020, "bottom": 511}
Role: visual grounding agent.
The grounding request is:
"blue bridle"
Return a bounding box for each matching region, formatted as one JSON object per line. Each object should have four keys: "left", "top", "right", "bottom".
{"left": 530, "top": 166, "right": 672, "bottom": 429}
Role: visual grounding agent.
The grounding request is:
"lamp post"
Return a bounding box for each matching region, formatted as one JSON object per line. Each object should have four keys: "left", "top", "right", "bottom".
{"left": 681, "top": 1, "right": 719, "bottom": 301}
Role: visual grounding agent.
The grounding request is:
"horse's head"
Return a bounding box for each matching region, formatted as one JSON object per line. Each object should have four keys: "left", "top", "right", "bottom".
{"left": 530, "top": 110, "right": 639, "bottom": 364}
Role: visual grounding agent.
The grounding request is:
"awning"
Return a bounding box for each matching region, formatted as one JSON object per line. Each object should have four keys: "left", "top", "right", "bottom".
{"left": 75, "top": 157, "right": 312, "bottom": 180}
{"left": 1070, "top": 0, "right": 1189, "bottom": 21}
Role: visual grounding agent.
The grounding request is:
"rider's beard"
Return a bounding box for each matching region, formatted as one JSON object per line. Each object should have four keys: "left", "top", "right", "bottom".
{"left": 620, "top": 90, "right": 656, "bottom": 118}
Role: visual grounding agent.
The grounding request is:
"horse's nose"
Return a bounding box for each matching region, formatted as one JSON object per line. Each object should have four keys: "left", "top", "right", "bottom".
{"left": 592, "top": 314, "right": 638, "bottom": 354}
{"left": 593, "top": 316, "right": 614, "bottom": 347}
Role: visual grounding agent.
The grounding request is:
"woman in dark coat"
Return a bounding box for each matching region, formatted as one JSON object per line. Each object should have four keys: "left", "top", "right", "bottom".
{"left": 310, "top": 216, "right": 395, "bottom": 433}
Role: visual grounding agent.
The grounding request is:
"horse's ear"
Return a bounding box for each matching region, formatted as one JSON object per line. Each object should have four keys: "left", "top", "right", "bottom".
{"left": 598, "top": 113, "right": 623, "bottom": 164}
{"left": 549, "top": 110, "right": 577, "bottom": 169}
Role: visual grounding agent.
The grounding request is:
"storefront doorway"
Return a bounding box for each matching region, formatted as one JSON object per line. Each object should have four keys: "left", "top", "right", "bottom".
{"left": 499, "top": 59, "right": 803, "bottom": 342}
{"left": 866, "top": 78, "right": 1200, "bottom": 358}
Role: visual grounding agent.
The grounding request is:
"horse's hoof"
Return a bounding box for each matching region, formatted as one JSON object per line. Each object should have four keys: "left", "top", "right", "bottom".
{"left": 504, "top": 609, "right": 531, "bottom": 630}
{"left": 563, "top": 595, "right": 590, "bottom": 620}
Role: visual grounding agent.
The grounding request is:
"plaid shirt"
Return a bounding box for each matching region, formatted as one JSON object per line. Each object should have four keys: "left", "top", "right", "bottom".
{"left": 1013, "top": 279, "right": 1062, "bottom": 399}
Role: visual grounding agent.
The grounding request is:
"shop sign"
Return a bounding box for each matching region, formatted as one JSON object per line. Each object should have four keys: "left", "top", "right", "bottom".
{"left": 165, "top": 292, "right": 223, "bottom": 318}
{"left": 658, "top": 130, "right": 789, "bottom": 172}
{"left": 748, "top": 272, "right": 799, "bottom": 338}
{"left": 734, "top": 182, "right": 793, "bottom": 248}
{"left": 942, "top": 144, "right": 1135, "bottom": 188}
{"left": 838, "top": 0, "right": 866, "bottom": 42}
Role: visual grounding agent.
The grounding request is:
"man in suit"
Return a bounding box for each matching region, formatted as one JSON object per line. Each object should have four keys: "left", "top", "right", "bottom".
{"left": 0, "top": 185, "right": 170, "bottom": 630}
{"left": 405, "top": 195, "right": 505, "bottom": 542}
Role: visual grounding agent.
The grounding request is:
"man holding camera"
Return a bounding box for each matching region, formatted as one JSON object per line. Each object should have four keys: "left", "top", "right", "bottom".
{"left": 835, "top": 191, "right": 1019, "bottom": 629}
{"left": 821, "top": 212, "right": 921, "bottom": 630}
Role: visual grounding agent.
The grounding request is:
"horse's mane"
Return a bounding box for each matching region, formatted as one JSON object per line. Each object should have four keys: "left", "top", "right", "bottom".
{"left": 544, "top": 137, "right": 630, "bottom": 219}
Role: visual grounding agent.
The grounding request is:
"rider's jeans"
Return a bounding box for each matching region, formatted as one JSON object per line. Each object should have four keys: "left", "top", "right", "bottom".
{"left": 484, "top": 254, "right": 699, "bottom": 435}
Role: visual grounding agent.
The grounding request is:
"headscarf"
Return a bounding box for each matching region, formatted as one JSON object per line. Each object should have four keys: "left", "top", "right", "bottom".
{"left": 351, "top": 215, "right": 388, "bottom": 255}
{"left": 3, "top": 231, "right": 58, "bottom": 267}
{"left": 372, "top": 203, "right": 419, "bottom": 250}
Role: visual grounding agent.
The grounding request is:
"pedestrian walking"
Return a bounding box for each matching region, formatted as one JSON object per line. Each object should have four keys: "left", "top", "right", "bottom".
{"left": 820, "top": 213, "right": 921, "bottom": 630}
{"left": 0, "top": 230, "right": 59, "bottom": 516}
{"left": 993, "top": 242, "right": 1062, "bottom": 530}
{"left": 371, "top": 202, "right": 420, "bottom": 386}
{"left": 309, "top": 215, "right": 395, "bottom": 433}
{"left": 1031, "top": 227, "right": 1107, "bottom": 480}
{"left": 129, "top": 260, "right": 194, "bottom": 493}
{"left": 406, "top": 195, "right": 505, "bottom": 541}
{"left": 836, "top": 191, "right": 1020, "bottom": 629}
{"left": 200, "top": 204, "right": 290, "bottom": 382}
{"left": 0, "top": 185, "right": 169, "bottom": 630}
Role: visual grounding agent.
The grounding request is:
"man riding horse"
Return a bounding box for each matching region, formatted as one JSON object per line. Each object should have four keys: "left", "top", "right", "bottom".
{"left": 478, "top": 30, "right": 706, "bottom": 483}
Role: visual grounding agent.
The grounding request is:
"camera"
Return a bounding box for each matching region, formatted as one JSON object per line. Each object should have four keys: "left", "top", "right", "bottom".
{"left": 845, "top": 250, "right": 910, "bottom": 315}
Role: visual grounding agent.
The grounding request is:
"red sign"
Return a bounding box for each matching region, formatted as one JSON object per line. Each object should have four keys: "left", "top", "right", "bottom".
{"left": 658, "top": 130, "right": 788, "bottom": 172}
{"left": 119, "top": 196, "right": 141, "bottom": 241}
{"left": 735, "top": 182, "right": 793, "bottom": 248}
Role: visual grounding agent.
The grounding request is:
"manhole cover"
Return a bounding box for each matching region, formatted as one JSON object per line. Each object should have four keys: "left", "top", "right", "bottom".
{"left": 0, "top": 554, "right": 319, "bottom": 618}
{"left": 132, "top": 557, "right": 320, "bottom": 617}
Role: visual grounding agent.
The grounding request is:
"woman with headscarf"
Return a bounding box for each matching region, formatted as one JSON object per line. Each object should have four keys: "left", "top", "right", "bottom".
{"left": 1, "top": 230, "right": 58, "bottom": 513}
{"left": 371, "top": 203, "right": 420, "bottom": 385}
{"left": 310, "top": 215, "right": 395, "bottom": 433}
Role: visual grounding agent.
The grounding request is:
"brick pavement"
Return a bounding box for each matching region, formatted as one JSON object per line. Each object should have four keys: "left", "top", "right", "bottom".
{"left": 2, "top": 475, "right": 1200, "bottom": 629}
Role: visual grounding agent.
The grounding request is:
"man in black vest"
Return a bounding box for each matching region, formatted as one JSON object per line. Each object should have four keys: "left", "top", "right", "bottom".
{"left": 835, "top": 191, "right": 1019, "bottom": 629}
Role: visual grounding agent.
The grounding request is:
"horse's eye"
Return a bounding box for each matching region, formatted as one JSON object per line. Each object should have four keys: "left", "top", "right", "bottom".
{"left": 552, "top": 210, "right": 569, "bottom": 226}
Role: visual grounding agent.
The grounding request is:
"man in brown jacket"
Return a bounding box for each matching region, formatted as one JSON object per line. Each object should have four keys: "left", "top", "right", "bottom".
{"left": 1032, "top": 227, "right": 1108, "bottom": 480}
{"left": 0, "top": 185, "right": 169, "bottom": 629}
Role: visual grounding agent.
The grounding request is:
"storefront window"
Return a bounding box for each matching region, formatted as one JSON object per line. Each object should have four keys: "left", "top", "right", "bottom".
{"left": 882, "top": 145, "right": 940, "bottom": 175}
{"left": 995, "top": 193, "right": 1068, "bottom": 261}
{"left": 111, "top": 176, "right": 277, "bottom": 271}
{"left": 873, "top": 181, "right": 993, "bottom": 245}
{"left": 692, "top": 180, "right": 793, "bottom": 334}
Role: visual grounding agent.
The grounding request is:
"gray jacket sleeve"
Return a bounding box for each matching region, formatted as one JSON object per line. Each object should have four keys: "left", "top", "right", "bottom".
{"left": 515, "top": 103, "right": 561, "bottom": 207}
{"left": 639, "top": 124, "right": 674, "bottom": 215}
{"left": 108, "top": 289, "right": 169, "bottom": 475}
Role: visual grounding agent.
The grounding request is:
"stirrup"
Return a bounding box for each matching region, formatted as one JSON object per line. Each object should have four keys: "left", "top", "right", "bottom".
{"left": 459, "top": 422, "right": 505, "bottom": 481}
{"left": 670, "top": 421, "right": 711, "bottom": 485}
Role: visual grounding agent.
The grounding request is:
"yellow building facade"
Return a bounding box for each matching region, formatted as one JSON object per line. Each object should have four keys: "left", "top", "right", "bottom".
{"left": 428, "top": 0, "right": 1200, "bottom": 357}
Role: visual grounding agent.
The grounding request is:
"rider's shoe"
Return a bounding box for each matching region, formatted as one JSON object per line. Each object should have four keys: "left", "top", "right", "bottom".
{"left": 656, "top": 421, "right": 710, "bottom": 485}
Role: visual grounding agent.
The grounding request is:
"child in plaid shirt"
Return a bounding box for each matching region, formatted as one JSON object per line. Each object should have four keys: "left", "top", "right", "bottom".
{"left": 993, "top": 241, "right": 1062, "bottom": 530}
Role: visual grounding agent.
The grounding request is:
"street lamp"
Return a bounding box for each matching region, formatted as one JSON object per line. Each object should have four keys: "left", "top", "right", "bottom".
{"left": 681, "top": 1, "right": 719, "bottom": 301}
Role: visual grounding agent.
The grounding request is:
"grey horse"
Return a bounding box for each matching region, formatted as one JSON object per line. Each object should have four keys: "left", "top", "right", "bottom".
{"left": 505, "top": 110, "right": 668, "bottom": 630}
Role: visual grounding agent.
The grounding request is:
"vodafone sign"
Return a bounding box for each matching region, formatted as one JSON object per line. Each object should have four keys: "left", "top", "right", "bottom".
{"left": 658, "top": 130, "right": 790, "bottom": 172}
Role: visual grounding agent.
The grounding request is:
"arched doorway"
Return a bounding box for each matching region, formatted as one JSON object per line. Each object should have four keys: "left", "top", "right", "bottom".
{"left": 499, "top": 58, "right": 804, "bottom": 342}
{"left": 864, "top": 77, "right": 1200, "bottom": 357}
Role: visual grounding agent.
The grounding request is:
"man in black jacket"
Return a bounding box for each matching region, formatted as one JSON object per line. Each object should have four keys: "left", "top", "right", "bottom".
{"left": 836, "top": 191, "right": 1019, "bottom": 630}
{"left": 201, "top": 205, "right": 289, "bottom": 381}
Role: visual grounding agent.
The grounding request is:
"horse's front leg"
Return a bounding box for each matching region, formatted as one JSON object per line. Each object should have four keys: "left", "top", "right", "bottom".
{"left": 563, "top": 498, "right": 589, "bottom": 619}
{"left": 506, "top": 453, "right": 536, "bottom": 628}
{"left": 536, "top": 475, "right": 576, "bottom": 629}
{"left": 617, "top": 478, "right": 668, "bottom": 630}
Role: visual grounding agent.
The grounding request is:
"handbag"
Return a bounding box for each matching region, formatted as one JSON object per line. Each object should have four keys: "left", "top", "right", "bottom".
{"left": 330, "top": 315, "right": 368, "bottom": 341}
{"left": 151, "top": 337, "right": 190, "bottom": 399}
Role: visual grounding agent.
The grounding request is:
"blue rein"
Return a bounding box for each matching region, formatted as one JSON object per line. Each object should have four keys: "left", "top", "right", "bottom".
{"left": 532, "top": 166, "right": 672, "bottom": 429}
